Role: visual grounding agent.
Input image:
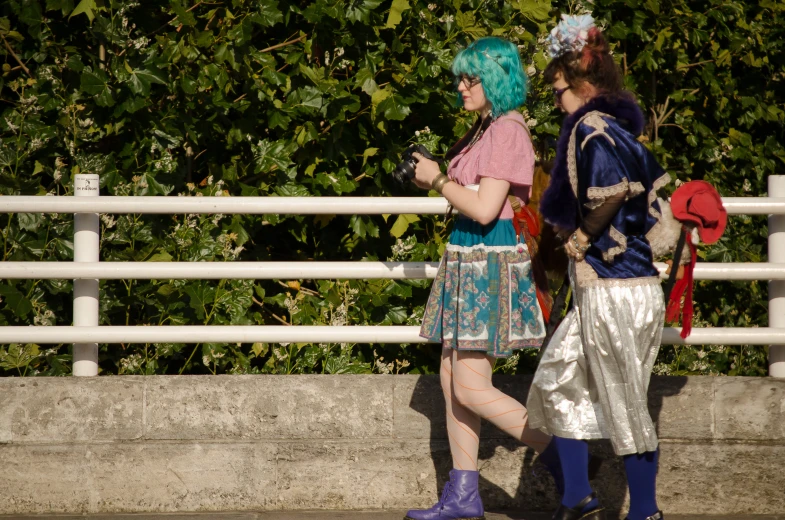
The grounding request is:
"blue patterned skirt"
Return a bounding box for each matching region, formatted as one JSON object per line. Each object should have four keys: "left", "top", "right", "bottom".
{"left": 419, "top": 217, "right": 546, "bottom": 358}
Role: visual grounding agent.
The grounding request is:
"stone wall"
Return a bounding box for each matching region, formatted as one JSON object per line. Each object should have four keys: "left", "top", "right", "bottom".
{"left": 0, "top": 375, "right": 783, "bottom": 515}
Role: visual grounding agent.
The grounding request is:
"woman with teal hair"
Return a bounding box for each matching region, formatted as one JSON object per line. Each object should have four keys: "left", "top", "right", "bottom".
{"left": 405, "top": 37, "right": 563, "bottom": 520}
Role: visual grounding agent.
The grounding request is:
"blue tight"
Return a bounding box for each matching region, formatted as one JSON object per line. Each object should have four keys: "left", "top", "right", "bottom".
{"left": 623, "top": 449, "right": 660, "bottom": 520}
{"left": 554, "top": 436, "right": 660, "bottom": 518}
{"left": 552, "top": 437, "right": 597, "bottom": 511}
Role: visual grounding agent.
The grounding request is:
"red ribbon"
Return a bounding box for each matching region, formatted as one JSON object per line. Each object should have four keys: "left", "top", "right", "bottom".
{"left": 665, "top": 238, "right": 696, "bottom": 338}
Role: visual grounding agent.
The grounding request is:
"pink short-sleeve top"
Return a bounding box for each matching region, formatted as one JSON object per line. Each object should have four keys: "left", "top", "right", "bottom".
{"left": 446, "top": 111, "right": 535, "bottom": 220}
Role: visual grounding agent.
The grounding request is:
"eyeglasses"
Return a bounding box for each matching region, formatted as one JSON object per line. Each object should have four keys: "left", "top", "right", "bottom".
{"left": 553, "top": 86, "right": 570, "bottom": 106}
{"left": 455, "top": 74, "right": 482, "bottom": 88}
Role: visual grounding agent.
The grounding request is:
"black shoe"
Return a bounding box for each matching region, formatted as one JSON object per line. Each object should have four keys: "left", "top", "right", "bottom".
{"left": 552, "top": 492, "right": 605, "bottom": 520}
{"left": 625, "top": 513, "right": 663, "bottom": 520}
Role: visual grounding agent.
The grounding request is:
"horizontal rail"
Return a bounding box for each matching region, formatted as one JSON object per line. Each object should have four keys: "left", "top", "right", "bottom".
{"left": 0, "top": 326, "right": 782, "bottom": 345}
{"left": 0, "top": 262, "right": 783, "bottom": 280}
{"left": 0, "top": 262, "right": 440, "bottom": 280}
{"left": 0, "top": 196, "right": 783, "bottom": 215}
{"left": 0, "top": 196, "right": 451, "bottom": 215}
{"left": 654, "top": 262, "right": 785, "bottom": 280}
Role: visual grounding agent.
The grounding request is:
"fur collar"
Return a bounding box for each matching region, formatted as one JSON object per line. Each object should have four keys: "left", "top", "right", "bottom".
{"left": 539, "top": 94, "right": 645, "bottom": 230}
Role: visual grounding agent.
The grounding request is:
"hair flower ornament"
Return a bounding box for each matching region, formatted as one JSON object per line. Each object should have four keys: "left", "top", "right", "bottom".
{"left": 546, "top": 14, "right": 596, "bottom": 58}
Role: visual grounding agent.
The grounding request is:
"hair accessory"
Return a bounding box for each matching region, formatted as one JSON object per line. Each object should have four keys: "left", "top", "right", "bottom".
{"left": 546, "top": 14, "right": 596, "bottom": 59}
{"left": 481, "top": 50, "right": 506, "bottom": 72}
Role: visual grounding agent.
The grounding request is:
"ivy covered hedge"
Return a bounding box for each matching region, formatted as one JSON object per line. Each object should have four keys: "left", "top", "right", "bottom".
{"left": 0, "top": 0, "right": 783, "bottom": 376}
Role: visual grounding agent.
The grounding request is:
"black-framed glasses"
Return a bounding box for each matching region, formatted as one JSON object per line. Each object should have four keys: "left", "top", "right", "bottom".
{"left": 455, "top": 74, "right": 482, "bottom": 88}
{"left": 553, "top": 86, "right": 570, "bottom": 106}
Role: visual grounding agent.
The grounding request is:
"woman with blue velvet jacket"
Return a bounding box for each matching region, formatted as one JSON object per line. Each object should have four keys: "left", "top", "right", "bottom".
{"left": 525, "top": 15, "right": 678, "bottom": 520}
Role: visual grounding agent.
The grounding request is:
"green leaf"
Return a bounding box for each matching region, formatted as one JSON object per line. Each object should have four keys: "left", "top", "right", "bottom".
{"left": 69, "top": 0, "right": 97, "bottom": 22}
{"left": 128, "top": 69, "right": 167, "bottom": 97}
{"left": 385, "top": 0, "right": 410, "bottom": 29}
{"left": 80, "top": 70, "right": 114, "bottom": 106}
{"left": 148, "top": 251, "right": 173, "bottom": 262}
{"left": 295, "top": 86, "right": 324, "bottom": 109}
{"left": 385, "top": 306, "right": 408, "bottom": 324}
{"left": 185, "top": 284, "right": 216, "bottom": 321}
{"left": 517, "top": 0, "right": 551, "bottom": 22}
{"left": 355, "top": 68, "right": 379, "bottom": 95}
{"left": 456, "top": 11, "right": 485, "bottom": 38}
{"left": 251, "top": 342, "right": 269, "bottom": 358}
{"left": 257, "top": 1, "right": 284, "bottom": 27}
{"left": 0, "top": 284, "right": 33, "bottom": 318}
{"left": 377, "top": 93, "right": 411, "bottom": 120}
{"left": 17, "top": 213, "right": 42, "bottom": 232}
{"left": 170, "top": 0, "right": 197, "bottom": 26}
{"left": 350, "top": 215, "right": 380, "bottom": 238}
{"left": 362, "top": 147, "right": 378, "bottom": 166}
{"left": 80, "top": 69, "right": 108, "bottom": 95}
{"left": 0, "top": 344, "right": 40, "bottom": 371}
{"left": 390, "top": 214, "right": 419, "bottom": 238}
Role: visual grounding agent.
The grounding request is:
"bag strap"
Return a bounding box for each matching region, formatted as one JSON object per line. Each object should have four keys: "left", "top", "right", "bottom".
{"left": 501, "top": 117, "right": 532, "bottom": 214}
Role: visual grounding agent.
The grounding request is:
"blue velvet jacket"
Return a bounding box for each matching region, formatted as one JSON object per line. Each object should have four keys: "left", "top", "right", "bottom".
{"left": 539, "top": 95, "right": 671, "bottom": 280}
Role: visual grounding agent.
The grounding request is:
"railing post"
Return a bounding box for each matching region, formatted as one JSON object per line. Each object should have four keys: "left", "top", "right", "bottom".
{"left": 73, "top": 174, "right": 100, "bottom": 376}
{"left": 769, "top": 175, "right": 785, "bottom": 377}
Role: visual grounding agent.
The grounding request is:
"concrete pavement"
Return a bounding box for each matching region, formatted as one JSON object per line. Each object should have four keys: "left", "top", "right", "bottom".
{"left": 1, "top": 513, "right": 784, "bottom": 520}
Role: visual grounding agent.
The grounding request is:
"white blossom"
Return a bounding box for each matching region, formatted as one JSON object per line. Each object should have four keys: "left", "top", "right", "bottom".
{"left": 132, "top": 36, "right": 149, "bottom": 50}
{"left": 100, "top": 214, "right": 117, "bottom": 229}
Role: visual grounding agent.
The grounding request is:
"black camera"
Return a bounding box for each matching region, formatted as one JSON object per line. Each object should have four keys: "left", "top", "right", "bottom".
{"left": 392, "top": 144, "right": 441, "bottom": 184}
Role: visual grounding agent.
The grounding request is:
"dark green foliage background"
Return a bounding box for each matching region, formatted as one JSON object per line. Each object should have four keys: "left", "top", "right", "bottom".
{"left": 0, "top": 0, "right": 783, "bottom": 376}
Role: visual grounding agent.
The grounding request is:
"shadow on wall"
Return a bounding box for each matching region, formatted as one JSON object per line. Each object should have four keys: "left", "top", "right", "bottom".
{"left": 408, "top": 373, "right": 687, "bottom": 515}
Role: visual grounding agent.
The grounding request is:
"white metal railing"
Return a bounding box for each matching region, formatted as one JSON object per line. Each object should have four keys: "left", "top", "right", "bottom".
{"left": 0, "top": 174, "right": 783, "bottom": 377}
{"left": 3, "top": 195, "right": 785, "bottom": 215}
{"left": 1, "top": 261, "right": 785, "bottom": 280}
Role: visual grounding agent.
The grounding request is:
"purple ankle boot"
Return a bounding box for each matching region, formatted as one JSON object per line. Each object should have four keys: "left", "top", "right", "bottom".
{"left": 404, "top": 469, "right": 485, "bottom": 520}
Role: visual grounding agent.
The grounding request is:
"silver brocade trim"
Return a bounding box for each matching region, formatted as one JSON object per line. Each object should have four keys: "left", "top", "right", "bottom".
{"left": 602, "top": 225, "right": 628, "bottom": 262}
{"left": 648, "top": 173, "right": 672, "bottom": 220}
{"left": 647, "top": 196, "right": 683, "bottom": 260}
{"left": 585, "top": 179, "right": 630, "bottom": 210}
{"left": 580, "top": 276, "right": 662, "bottom": 288}
{"left": 574, "top": 260, "right": 661, "bottom": 288}
{"left": 645, "top": 173, "right": 678, "bottom": 259}
{"left": 580, "top": 113, "right": 616, "bottom": 150}
{"left": 567, "top": 111, "right": 616, "bottom": 199}
{"left": 575, "top": 259, "right": 599, "bottom": 283}
{"left": 445, "top": 242, "right": 528, "bottom": 253}
{"left": 629, "top": 181, "right": 645, "bottom": 198}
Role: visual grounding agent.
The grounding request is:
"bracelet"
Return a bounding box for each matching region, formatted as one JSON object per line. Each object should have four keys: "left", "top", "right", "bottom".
{"left": 432, "top": 174, "right": 451, "bottom": 194}
{"left": 571, "top": 232, "right": 590, "bottom": 252}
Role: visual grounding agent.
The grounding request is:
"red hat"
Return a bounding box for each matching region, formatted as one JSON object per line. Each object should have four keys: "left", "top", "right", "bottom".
{"left": 670, "top": 180, "right": 727, "bottom": 244}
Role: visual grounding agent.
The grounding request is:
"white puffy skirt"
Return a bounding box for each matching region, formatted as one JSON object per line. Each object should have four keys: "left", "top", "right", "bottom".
{"left": 526, "top": 269, "right": 665, "bottom": 456}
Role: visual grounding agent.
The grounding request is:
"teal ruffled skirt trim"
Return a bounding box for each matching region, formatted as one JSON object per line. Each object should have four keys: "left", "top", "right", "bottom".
{"left": 419, "top": 217, "right": 546, "bottom": 358}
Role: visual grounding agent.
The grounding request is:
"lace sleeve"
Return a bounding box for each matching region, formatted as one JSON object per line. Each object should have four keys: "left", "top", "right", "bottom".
{"left": 579, "top": 191, "right": 626, "bottom": 238}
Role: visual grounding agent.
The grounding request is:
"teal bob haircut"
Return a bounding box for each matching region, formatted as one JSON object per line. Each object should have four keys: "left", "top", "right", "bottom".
{"left": 451, "top": 37, "right": 528, "bottom": 119}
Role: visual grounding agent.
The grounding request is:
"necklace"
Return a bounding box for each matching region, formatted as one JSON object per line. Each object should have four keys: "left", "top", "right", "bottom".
{"left": 465, "top": 124, "right": 486, "bottom": 151}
